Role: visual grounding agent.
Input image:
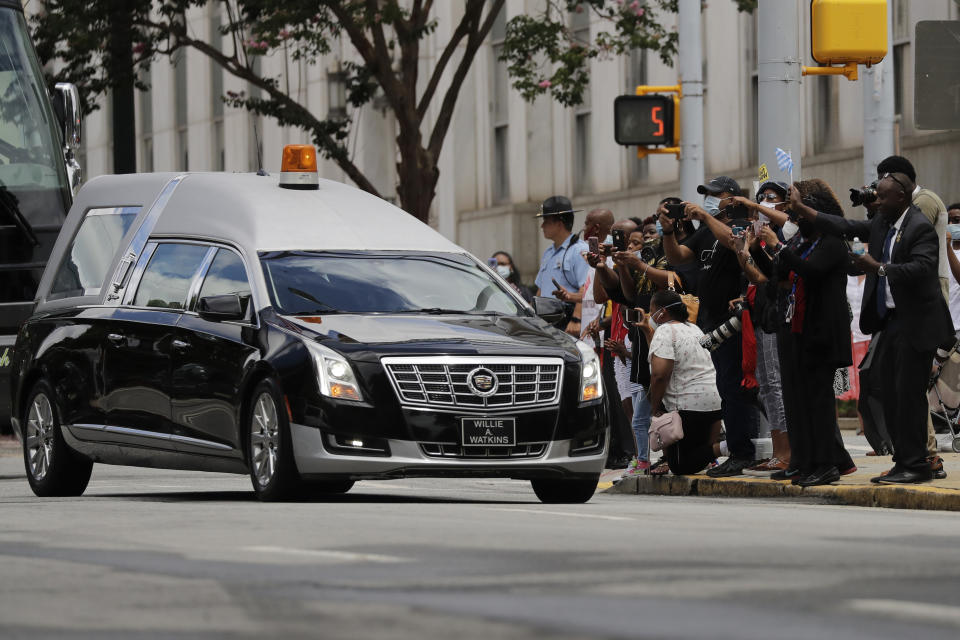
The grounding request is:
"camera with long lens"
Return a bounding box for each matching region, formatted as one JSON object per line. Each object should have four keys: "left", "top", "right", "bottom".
{"left": 849, "top": 181, "right": 878, "bottom": 207}
{"left": 699, "top": 300, "right": 746, "bottom": 352}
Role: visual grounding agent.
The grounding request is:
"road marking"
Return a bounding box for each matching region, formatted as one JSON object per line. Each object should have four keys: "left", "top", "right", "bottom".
{"left": 845, "top": 599, "right": 960, "bottom": 626}
{"left": 487, "top": 507, "right": 633, "bottom": 522}
{"left": 241, "top": 545, "right": 408, "bottom": 563}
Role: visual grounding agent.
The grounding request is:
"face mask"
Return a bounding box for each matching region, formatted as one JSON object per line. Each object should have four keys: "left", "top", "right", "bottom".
{"left": 949, "top": 224, "right": 960, "bottom": 241}
{"left": 782, "top": 220, "right": 799, "bottom": 241}
{"left": 604, "top": 234, "right": 614, "bottom": 245}
{"left": 655, "top": 220, "right": 664, "bottom": 236}
{"left": 495, "top": 264, "right": 512, "bottom": 278}
{"left": 703, "top": 195, "right": 721, "bottom": 216}
{"left": 648, "top": 312, "right": 660, "bottom": 331}
{"left": 759, "top": 201, "right": 778, "bottom": 210}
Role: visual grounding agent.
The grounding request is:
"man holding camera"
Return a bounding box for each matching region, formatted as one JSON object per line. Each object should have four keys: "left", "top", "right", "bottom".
{"left": 658, "top": 176, "right": 761, "bottom": 476}
{"left": 799, "top": 173, "right": 953, "bottom": 484}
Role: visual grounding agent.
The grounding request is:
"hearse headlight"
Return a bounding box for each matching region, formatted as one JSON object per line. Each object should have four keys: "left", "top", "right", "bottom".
{"left": 576, "top": 340, "right": 603, "bottom": 402}
{"left": 304, "top": 340, "right": 364, "bottom": 402}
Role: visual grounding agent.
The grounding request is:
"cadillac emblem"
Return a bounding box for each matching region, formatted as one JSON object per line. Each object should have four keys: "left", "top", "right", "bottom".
{"left": 467, "top": 367, "right": 499, "bottom": 397}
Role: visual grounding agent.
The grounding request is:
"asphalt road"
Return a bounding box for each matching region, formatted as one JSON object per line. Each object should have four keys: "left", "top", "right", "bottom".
{"left": 1, "top": 451, "right": 959, "bottom": 640}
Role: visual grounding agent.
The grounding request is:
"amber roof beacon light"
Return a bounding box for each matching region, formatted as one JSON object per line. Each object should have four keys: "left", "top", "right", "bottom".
{"left": 279, "top": 144, "right": 320, "bottom": 190}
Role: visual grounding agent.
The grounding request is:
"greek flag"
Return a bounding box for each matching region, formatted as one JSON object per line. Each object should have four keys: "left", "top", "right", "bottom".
{"left": 775, "top": 147, "right": 793, "bottom": 174}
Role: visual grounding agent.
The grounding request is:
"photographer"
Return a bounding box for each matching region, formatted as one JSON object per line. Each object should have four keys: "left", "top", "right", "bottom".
{"left": 794, "top": 172, "right": 954, "bottom": 484}
{"left": 659, "top": 176, "right": 762, "bottom": 477}
{"left": 762, "top": 180, "right": 857, "bottom": 486}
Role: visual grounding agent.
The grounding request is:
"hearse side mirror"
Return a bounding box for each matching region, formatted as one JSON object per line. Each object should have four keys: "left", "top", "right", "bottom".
{"left": 532, "top": 296, "right": 565, "bottom": 325}
{"left": 53, "top": 83, "right": 82, "bottom": 195}
{"left": 198, "top": 294, "right": 245, "bottom": 321}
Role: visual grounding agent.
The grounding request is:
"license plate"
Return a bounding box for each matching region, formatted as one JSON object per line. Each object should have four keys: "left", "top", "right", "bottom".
{"left": 461, "top": 417, "right": 516, "bottom": 446}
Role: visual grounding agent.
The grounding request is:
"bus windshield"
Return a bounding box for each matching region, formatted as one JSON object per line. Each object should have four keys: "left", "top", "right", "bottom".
{"left": 0, "top": 7, "right": 70, "bottom": 217}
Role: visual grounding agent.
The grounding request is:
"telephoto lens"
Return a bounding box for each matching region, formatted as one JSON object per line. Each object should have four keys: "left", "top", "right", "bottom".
{"left": 698, "top": 302, "right": 746, "bottom": 351}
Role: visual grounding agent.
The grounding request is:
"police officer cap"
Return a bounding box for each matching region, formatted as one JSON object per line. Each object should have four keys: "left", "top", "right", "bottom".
{"left": 535, "top": 195, "right": 582, "bottom": 218}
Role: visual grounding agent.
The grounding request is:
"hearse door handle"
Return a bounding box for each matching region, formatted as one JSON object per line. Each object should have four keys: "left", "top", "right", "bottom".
{"left": 106, "top": 333, "right": 124, "bottom": 345}
{"left": 170, "top": 339, "right": 190, "bottom": 352}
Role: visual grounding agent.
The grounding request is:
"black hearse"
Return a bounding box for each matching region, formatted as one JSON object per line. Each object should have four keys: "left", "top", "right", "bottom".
{"left": 9, "top": 146, "right": 608, "bottom": 502}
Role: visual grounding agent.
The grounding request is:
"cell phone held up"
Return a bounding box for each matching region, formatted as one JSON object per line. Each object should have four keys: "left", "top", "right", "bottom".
{"left": 588, "top": 236, "right": 600, "bottom": 254}
{"left": 664, "top": 202, "right": 686, "bottom": 220}
{"left": 622, "top": 307, "right": 640, "bottom": 324}
{"left": 611, "top": 229, "right": 627, "bottom": 252}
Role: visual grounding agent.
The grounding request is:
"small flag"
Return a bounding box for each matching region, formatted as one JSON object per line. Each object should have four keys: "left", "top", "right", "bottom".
{"left": 775, "top": 147, "right": 793, "bottom": 174}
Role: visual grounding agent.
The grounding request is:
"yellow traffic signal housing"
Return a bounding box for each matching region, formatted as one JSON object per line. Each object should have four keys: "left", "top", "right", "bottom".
{"left": 811, "top": 0, "right": 887, "bottom": 65}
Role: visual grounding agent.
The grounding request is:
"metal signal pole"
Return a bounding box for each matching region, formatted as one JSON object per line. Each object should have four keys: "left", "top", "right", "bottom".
{"left": 678, "top": 0, "right": 704, "bottom": 201}
{"left": 758, "top": 0, "right": 803, "bottom": 184}
{"left": 861, "top": 4, "right": 895, "bottom": 188}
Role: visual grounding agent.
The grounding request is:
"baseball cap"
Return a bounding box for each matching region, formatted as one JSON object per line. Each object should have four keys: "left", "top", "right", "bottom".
{"left": 696, "top": 176, "right": 741, "bottom": 196}
{"left": 757, "top": 180, "right": 789, "bottom": 199}
{"left": 534, "top": 195, "right": 582, "bottom": 218}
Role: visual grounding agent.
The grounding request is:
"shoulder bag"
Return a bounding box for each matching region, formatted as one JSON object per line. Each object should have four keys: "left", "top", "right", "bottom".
{"left": 647, "top": 325, "right": 685, "bottom": 452}
{"left": 666, "top": 271, "right": 699, "bottom": 324}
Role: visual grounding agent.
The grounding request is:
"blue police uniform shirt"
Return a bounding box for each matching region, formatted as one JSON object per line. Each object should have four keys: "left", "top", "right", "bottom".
{"left": 534, "top": 233, "right": 590, "bottom": 294}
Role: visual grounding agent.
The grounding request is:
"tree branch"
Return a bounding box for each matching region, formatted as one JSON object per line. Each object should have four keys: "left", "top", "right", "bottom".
{"left": 416, "top": 0, "right": 484, "bottom": 120}
{"left": 427, "top": 0, "right": 504, "bottom": 159}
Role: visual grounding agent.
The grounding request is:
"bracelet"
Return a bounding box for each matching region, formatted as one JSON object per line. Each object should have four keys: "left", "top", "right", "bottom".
{"left": 570, "top": 316, "right": 581, "bottom": 323}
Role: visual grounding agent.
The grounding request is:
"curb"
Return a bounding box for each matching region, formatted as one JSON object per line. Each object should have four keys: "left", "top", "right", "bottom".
{"left": 605, "top": 474, "right": 960, "bottom": 512}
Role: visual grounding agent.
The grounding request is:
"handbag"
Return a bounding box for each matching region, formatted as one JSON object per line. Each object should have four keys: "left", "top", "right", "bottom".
{"left": 647, "top": 324, "right": 685, "bottom": 452}
{"left": 649, "top": 411, "right": 683, "bottom": 452}
{"left": 667, "top": 271, "right": 699, "bottom": 324}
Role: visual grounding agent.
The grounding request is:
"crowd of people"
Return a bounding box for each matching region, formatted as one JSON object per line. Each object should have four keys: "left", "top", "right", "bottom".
{"left": 494, "top": 154, "right": 956, "bottom": 487}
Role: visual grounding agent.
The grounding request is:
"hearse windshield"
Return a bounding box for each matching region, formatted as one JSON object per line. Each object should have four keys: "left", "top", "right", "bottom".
{"left": 260, "top": 251, "right": 525, "bottom": 316}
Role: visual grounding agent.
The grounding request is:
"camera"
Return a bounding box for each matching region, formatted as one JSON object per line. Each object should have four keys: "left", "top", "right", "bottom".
{"left": 699, "top": 301, "right": 746, "bottom": 352}
{"left": 664, "top": 202, "right": 686, "bottom": 220}
{"left": 639, "top": 245, "right": 657, "bottom": 264}
{"left": 849, "top": 181, "right": 878, "bottom": 207}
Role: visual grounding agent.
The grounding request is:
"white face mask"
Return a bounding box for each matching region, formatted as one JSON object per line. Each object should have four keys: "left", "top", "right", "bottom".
{"left": 703, "top": 195, "right": 721, "bottom": 216}
{"left": 782, "top": 220, "right": 799, "bottom": 241}
{"left": 495, "top": 264, "right": 512, "bottom": 278}
{"left": 648, "top": 314, "right": 660, "bottom": 331}
{"left": 759, "top": 201, "right": 779, "bottom": 210}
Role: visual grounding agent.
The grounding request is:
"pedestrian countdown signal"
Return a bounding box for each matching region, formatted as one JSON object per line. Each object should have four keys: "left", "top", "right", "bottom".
{"left": 614, "top": 95, "right": 675, "bottom": 146}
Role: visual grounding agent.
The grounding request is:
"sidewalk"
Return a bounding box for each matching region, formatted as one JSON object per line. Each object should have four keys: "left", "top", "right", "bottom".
{"left": 602, "top": 440, "right": 960, "bottom": 512}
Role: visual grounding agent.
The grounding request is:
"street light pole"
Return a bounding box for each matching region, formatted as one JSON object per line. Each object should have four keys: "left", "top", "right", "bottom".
{"left": 678, "top": 0, "right": 703, "bottom": 201}
{"left": 758, "top": 0, "right": 802, "bottom": 184}
{"left": 861, "top": 4, "right": 895, "bottom": 188}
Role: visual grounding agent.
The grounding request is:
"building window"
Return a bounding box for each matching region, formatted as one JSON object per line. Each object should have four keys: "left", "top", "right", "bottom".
{"left": 327, "top": 70, "right": 347, "bottom": 120}
{"left": 490, "top": 7, "right": 509, "bottom": 203}
{"left": 892, "top": 0, "right": 909, "bottom": 120}
{"left": 625, "top": 47, "right": 648, "bottom": 186}
{"left": 571, "top": 7, "right": 591, "bottom": 194}
{"left": 173, "top": 49, "right": 188, "bottom": 170}
{"left": 814, "top": 76, "right": 839, "bottom": 153}
{"left": 745, "top": 9, "right": 758, "bottom": 166}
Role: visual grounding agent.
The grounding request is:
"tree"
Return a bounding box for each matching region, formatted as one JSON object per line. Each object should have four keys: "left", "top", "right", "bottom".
{"left": 31, "top": 1, "right": 744, "bottom": 222}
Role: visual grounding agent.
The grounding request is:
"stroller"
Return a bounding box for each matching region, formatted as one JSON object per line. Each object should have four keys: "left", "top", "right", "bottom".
{"left": 928, "top": 338, "right": 960, "bottom": 454}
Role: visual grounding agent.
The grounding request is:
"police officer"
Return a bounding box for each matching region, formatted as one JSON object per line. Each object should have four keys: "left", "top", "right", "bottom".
{"left": 534, "top": 195, "right": 590, "bottom": 336}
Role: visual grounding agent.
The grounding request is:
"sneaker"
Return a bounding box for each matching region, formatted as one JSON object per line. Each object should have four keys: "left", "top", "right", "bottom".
{"left": 929, "top": 455, "right": 947, "bottom": 480}
{"left": 743, "top": 457, "right": 788, "bottom": 477}
{"left": 706, "top": 457, "right": 753, "bottom": 478}
{"left": 625, "top": 460, "right": 650, "bottom": 477}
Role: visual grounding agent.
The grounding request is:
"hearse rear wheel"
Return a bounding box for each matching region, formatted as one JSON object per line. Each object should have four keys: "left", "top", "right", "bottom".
{"left": 248, "top": 379, "right": 302, "bottom": 501}
{"left": 530, "top": 475, "right": 599, "bottom": 504}
{"left": 22, "top": 380, "right": 93, "bottom": 497}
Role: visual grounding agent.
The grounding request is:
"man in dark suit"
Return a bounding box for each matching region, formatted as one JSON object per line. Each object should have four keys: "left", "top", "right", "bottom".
{"left": 794, "top": 172, "right": 954, "bottom": 483}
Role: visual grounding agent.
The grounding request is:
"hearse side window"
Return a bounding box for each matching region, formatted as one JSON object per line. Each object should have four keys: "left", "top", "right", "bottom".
{"left": 132, "top": 243, "right": 209, "bottom": 310}
{"left": 49, "top": 207, "right": 140, "bottom": 298}
{"left": 197, "top": 249, "right": 253, "bottom": 320}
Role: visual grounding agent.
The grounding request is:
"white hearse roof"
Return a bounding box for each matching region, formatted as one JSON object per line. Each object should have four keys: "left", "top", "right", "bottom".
{"left": 116, "top": 172, "right": 460, "bottom": 252}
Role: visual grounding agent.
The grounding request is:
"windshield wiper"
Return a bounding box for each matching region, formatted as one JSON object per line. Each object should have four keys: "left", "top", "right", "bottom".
{"left": 391, "top": 308, "right": 501, "bottom": 315}
{"left": 0, "top": 186, "right": 40, "bottom": 247}
{"left": 286, "top": 287, "right": 339, "bottom": 313}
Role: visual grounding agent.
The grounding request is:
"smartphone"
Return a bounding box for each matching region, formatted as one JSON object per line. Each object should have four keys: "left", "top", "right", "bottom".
{"left": 665, "top": 202, "right": 686, "bottom": 220}
{"left": 752, "top": 220, "right": 768, "bottom": 237}
{"left": 588, "top": 237, "right": 600, "bottom": 254}
{"left": 612, "top": 229, "right": 627, "bottom": 252}
{"left": 551, "top": 277, "right": 564, "bottom": 292}
{"left": 623, "top": 307, "right": 639, "bottom": 323}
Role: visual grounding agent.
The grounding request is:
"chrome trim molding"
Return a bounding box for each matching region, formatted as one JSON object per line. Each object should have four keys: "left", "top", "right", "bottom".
{"left": 66, "top": 423, "right": 233, "bottom": 451}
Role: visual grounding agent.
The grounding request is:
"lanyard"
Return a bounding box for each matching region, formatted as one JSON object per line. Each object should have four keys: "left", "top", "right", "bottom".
{"left": 785, "top": 239, "right": 819, "bottom": 323}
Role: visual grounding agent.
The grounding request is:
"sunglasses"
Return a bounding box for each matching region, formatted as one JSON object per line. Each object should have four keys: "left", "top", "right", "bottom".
{"left": 881, "top": 172, "right": 910, "bottom": 194}
{"left": 756, "top": 193, "right": 782, "bottom": 203}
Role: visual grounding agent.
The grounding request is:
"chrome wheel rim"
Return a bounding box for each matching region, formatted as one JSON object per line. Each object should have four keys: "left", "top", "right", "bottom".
{"left": 250, "top": 392, "right": 279, "bottom": 488}
{"left": 26, "top": 394, "right": 55, "bottom": 480}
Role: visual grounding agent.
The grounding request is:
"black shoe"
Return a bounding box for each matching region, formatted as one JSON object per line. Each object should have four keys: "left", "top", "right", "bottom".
{"left": 876, "top": 469, "right": 934, "bottom": 484}
{"left": 797, "top": 466, "right": 840, "bottom": 487}
{"left": 770, "top": 468, "right": 801, "bottom": 481}
{"left": 791, "top": 470, "right": 813, "bottom": 485}
{"left": 870, "top": 466, "right": 898, "bottom": 484}
{"left": 706, "top": 457, "right": 753, "bottom": 478}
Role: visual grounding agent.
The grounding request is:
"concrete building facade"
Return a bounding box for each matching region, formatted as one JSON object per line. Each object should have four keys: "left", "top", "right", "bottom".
{"left": 77, "top": 0, "right": 960, "bottom": 284}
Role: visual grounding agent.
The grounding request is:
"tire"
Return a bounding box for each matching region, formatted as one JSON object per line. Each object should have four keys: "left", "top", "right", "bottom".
{"left": 247, "top": 379, "right": 302, "bottom": 501}
{"left": 952, "top": 436, "right": 960, "bottom": 454}
{"left": 22, "top": 380, "right": 93, "bottom": 497}
{"left": 530, "top": 475, "right": 599, "bottom": 504}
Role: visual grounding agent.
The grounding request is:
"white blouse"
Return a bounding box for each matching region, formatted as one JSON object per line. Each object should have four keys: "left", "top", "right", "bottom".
{"left": 648, "top": 322, "right": 722, "bottom": 413}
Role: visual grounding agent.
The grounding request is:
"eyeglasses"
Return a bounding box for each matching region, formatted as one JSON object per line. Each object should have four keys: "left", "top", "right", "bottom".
{"left": 756, "top": 193, "right": 782, "bottom": 203}
{"left": 881, "top": 172, "right": 910, "bottom": 194}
